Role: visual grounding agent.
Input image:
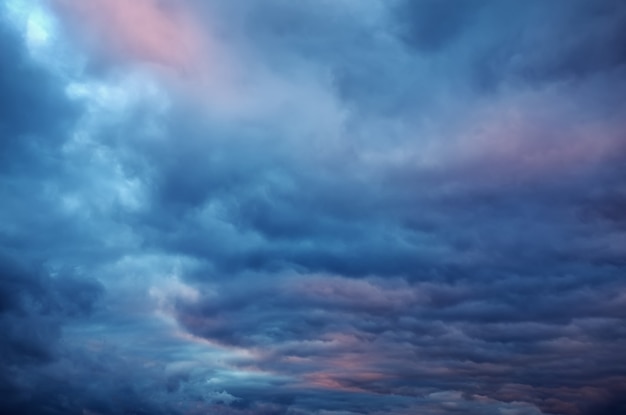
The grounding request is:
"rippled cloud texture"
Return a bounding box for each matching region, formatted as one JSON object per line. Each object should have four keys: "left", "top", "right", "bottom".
{"left": 1, "top": 1, "right": 626, "bottom": 414}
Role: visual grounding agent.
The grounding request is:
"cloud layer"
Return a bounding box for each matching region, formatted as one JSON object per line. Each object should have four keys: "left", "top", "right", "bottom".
{"left": 1, "top": 1, "right": 625, "bottom": 414}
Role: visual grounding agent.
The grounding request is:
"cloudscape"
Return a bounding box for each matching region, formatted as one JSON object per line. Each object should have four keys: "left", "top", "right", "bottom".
{"left": 1, "top": 1, "right": 625, "bottom": 414}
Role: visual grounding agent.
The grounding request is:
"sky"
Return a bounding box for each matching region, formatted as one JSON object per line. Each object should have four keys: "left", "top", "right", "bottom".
{"left": 0, "top": 1, "right": 625, "bottom": 414}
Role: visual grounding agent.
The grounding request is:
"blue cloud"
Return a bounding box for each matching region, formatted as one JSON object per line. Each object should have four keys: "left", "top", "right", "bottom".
{"left": 1, "top": 1, "right": 625, "bottom": 414}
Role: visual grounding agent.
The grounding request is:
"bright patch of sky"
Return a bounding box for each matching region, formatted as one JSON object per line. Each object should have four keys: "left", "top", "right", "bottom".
{"left": 4, "top": 0, "right": 58, "bottom": 58}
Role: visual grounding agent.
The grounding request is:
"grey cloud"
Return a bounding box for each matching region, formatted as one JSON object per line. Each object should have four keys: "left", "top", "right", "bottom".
{"left": 394, "top": 0, "right": 491, "bottom": 53}
{"left": 0, "top": 253, "right": 103, "bottom": 414}
{"left": 1, "top": 0, "right": 626, "bottom": 414}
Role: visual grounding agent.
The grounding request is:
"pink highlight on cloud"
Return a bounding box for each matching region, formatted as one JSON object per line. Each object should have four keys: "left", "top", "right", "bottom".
{"left": 287, "top": 275, "right": 425, "bottom": 312}
{"left": 302, "top": 350, "right": 394, "bottom": 393}
{"left": 460, "top": 112, "right": 623, "bottom": 175}
{"left": 51, "top": 0, "right": 210, "bottom": 72}
{"left": 303, "top": 372, "right": 374, "bottom": 393}
{"left": 445, "top": 93, "right": 626, "bottom": 183}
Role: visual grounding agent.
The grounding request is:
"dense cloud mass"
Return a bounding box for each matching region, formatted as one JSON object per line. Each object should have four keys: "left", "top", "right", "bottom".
{"left": 1, "top": 1, "right": 625, "bottom": 414}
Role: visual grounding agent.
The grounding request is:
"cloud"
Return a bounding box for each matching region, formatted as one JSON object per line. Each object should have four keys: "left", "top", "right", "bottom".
{"left": 0, "top": 0, "right": 625, "bottom": 414}
{"left": 0, "top": 253, "right": 103, "bottom": 414}
{"left": 50, "top": 0, "right": 209, "bottom": 71}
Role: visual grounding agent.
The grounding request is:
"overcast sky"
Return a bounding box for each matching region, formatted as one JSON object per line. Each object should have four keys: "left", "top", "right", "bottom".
{"left": 1, "top": 1, "right": 625, "bottom": 414}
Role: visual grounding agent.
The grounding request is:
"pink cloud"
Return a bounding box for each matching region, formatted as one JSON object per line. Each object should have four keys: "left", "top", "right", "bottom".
{"left": 443, "top": 88, "right": 626, "bottom": 183}
{"left": 51, "top": 0, "right": 209, "bottom": 71}
{"left": 459, "top": 110, "right": 624, "bottom": 175}
{"left": 287, "top": 275, "right": 425, "bottom": 312}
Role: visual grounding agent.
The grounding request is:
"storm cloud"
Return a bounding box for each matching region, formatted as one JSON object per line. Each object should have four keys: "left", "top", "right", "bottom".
{"left": 1, "top": 1, "right": 625, "bottom": 414}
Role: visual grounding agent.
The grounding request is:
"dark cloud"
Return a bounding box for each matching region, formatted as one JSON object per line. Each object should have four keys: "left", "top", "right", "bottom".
{"left": 1, "top": 0, "right": 625, "bottom": 414}
{"left": 165, "top": 269, "right": 626, "bottom": 411}
{"left": 0, "top": 22, "right": 78, "bottom": 175}
{"left": 0, "top": 253, "right": 103, "bottom": 414}
{"left": 394, "top": 0, "right": 491, "bottom": 53}
{"left": 392, "top": 0, "right": 626, "bottom": 94}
